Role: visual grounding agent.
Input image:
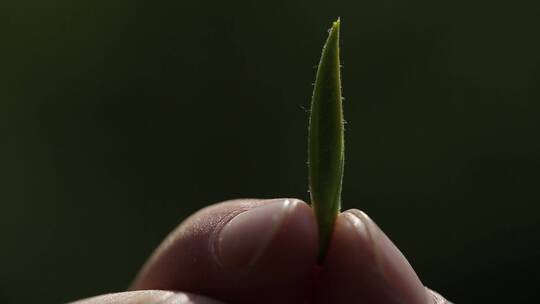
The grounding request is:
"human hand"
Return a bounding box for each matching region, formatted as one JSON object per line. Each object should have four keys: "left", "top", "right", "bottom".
{"left": 72, "top": 198, "right": 451, "bottom": 304}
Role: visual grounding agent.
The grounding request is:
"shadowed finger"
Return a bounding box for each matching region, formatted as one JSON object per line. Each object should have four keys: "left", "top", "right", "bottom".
{"left": 315, "top": 209, "right": 434, "bottom": 304}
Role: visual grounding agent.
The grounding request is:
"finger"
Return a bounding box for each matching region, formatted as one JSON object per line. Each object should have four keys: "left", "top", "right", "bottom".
{"left": 131, "top": 198, "right": 318, "bottom": 304}
{"left": 426, "top": 288, "right": 454, "bottom": 304}
{"left": 315, "top": 209, "right": 429, "bottom": 304}
{"left": 69, "top": 290, "right": 223, "bottom": 304}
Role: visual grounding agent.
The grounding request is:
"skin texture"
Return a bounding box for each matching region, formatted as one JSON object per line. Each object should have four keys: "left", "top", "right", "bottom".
{"left": 71, "top": 199, "right": 452, "bottom": 304}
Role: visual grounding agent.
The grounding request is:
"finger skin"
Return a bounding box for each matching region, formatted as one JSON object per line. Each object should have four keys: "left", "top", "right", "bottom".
{"left": 69, "top": 289, "right": 452, "bottom": 304}
{"left": 69, "top": 290, "right": 224, "bottom": 304}
{"left": 131, "top": 199, "right": 318, "bottom": 304}
{"left": 315, "top": 210, "right": 429, "bottom": 304}
{"left": 107, "top": 199, "right": 451, "bottom": 304}
{"left": 426, "top": 288, "right": 453, "bottom": 304}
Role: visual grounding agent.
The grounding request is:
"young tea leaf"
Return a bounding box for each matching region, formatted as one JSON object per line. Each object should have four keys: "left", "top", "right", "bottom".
{"left": 308, "top": 18, "right": 344, "bottom": 262}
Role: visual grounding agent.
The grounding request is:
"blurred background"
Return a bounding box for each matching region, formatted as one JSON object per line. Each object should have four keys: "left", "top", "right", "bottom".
{"left": 1, "top": 0, "right": 539, "bottom": 303}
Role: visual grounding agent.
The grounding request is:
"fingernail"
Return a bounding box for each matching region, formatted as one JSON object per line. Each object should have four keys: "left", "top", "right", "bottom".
{"left": 343, "top": 210, "right": 428, "bottom": 304}
{"left": 216, "top": 199, "right": 299, "bottom": 268}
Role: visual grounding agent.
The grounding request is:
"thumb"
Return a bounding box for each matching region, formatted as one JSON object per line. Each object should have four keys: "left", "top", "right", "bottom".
{"left": 131, "top": 198, "right": 318, "bottom": 304}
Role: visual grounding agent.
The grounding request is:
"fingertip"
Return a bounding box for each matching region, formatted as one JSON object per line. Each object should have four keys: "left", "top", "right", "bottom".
{"left": 212, "top": 198, "right": 318, "bottom": 302}
{"left": 316, "top": 209, "right": 427, "bottom": 304}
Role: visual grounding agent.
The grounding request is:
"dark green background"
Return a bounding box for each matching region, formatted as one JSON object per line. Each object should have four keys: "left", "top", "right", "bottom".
{"left": 1, "top": 1, "right": 539, "bottom": 303}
